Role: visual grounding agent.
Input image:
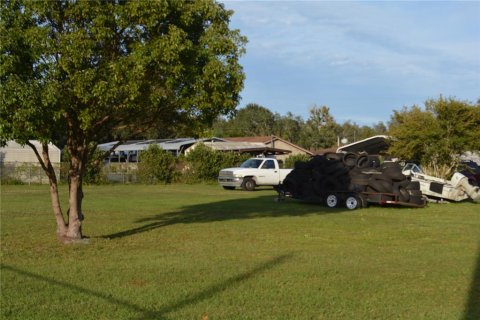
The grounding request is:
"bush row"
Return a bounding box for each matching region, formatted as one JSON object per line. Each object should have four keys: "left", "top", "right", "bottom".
{"left": 65, "top": 143, "right": 305, "bottom": 185}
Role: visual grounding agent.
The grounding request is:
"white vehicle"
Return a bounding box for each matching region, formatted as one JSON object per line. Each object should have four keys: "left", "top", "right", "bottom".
{"left": 218, "top": 157, "right": 293, "bottom": 191}
{"left": 402, "top": 163, "right": 480, "bottom": 202}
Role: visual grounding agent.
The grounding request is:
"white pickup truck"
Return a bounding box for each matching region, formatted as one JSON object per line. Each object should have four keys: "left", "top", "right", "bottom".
{"left": 218, "top": 157, "right": 292, "bottom": 191}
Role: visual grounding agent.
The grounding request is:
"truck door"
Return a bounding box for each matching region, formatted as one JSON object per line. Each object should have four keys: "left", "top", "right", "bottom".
{"left": 257, "top": 159, "right": 279, "bottom": 185}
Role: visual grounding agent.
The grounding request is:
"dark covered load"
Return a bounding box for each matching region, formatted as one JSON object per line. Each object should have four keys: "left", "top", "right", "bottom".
{"left": 279, "top": 153, "right": 426, "bottom": 209}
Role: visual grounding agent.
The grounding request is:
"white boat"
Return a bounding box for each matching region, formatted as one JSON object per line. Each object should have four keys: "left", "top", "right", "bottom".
{"left": 402, "top": 163, "right": 480, "bottom": 202}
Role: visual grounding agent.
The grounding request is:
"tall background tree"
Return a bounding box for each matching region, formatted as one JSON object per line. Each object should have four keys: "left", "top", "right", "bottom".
{"left": 273, "top": 111, "right": 304, "bottom": 145}
{"left": 299, "top": 105, "right": 340, "bottom": 150}
{"left": 227, "top": 103, "right": 275, "bottom": 136}
{"left": 388, "top": 96, "right": 480, "bottom": 178}
{"left": 0, "top": 0, "right": 246, "bottom": 241}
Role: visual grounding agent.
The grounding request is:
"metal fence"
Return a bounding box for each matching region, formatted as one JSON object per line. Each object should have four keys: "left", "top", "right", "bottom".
{"left": 101, "top": 163, "right": 138, "bottom": 183}
{"left": 1, "top": 162, "right": 145, "bottom": 185}
{"left": 0, "top": 162, "right": 60, "bottom": 184}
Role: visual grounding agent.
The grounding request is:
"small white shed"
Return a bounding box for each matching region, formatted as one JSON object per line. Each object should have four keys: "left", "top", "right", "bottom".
{"left": 0, "top": 140, "right": 61, "bottom": 163}
{"left": 0, "top": 140, "right": 61, "bottom": 184}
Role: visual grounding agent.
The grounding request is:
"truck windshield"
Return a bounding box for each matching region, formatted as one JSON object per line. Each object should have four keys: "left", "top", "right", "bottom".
{"left": 240, "top": 159, "right": 264, "bottom": 169}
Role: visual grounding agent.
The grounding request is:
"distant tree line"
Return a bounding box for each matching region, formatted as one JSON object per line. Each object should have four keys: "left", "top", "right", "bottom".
{"left": 210, "top": 103, "right": 387, "bottom": 150}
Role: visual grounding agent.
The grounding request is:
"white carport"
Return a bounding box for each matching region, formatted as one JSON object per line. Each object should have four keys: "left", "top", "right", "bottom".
{"left": 98, "top": 138, "right": 225, "bottom": 163}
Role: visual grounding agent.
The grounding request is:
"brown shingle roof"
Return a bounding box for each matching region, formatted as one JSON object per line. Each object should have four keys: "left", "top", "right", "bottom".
{"left": 224, "top": 136, "right": 313, "bottom": 155}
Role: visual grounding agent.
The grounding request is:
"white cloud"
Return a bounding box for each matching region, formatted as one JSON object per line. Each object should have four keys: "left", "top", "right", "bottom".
{"left": 223, "top": 1, "right": 480, "bottom": 123}
{"left": 230, "top": 1, "right": 479, "bottom": 72}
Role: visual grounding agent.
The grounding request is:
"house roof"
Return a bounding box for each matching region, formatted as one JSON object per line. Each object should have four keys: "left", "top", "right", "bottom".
{"left": 224, "top": 136, "right": 313, "bottom": 155}
{"left": 98, "top": 138, "right": 226, "bottom": 153}
{"left": 201, "top": 141, "right": 291, "bottom": 155}
{"left": 224, "top": 136, "right": 274, "bottom": 143}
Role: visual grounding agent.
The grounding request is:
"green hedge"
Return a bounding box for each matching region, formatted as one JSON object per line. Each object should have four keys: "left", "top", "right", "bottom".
{"left": 137, "top": 144, "right": 176, "bottom": 184}
{"left": 284, "top": 154, "right": 312, "bottom": 169}
{"left": 183, "top": 143, "right": 250, "bottom": 182}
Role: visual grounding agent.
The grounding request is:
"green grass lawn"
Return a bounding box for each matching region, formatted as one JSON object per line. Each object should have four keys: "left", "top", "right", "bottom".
{"left": 1, "top": 184, "right": 479, "bottom": 320}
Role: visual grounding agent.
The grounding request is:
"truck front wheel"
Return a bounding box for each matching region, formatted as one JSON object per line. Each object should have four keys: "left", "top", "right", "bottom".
{"left": 242, "top": 178, "right": 256, "bottom": 191}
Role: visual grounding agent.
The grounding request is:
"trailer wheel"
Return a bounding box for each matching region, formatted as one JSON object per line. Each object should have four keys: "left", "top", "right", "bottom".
{"left": 398, "top": 187, "right": 410, "bottom": 202}
{"left": 242, "top": 178, "right": 256, "bottom": 191}
{"left": 345, "top": 195, "right": 360, "bottom": 210}
{"left": 358, "top": 194, "right": 369, "bottom": 208}
{"left": 326, "top": 194, "right": 339, "bottom": 208}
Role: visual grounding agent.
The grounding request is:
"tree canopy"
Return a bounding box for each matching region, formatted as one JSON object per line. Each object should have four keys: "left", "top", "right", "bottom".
{"left": 0, "top": 0, "right": 246, "bottom": 240}
{"left": 388, "top": 96, "right": 480, "bottom": 177}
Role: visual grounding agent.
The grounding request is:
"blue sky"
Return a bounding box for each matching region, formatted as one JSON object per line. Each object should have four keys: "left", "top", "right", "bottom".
{"left": 222, "top": 0, "right": 480, "bottom": 125}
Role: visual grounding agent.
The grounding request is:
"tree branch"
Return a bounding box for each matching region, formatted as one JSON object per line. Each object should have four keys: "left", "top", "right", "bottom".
{"left": 26, "top": 141, "right": 49, "bottom": 173}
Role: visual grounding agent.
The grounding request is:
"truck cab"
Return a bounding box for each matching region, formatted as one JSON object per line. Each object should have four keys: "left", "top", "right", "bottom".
{"left": 218, "top": 157, "right": 292, "bottom": 191}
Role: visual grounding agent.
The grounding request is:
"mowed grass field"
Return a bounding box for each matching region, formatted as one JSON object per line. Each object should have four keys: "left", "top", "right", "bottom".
{"left": 1, "top": 184, "right": 479, "bottom": 320}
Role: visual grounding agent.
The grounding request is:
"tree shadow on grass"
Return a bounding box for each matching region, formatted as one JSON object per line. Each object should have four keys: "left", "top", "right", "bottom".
{"left": 1, "top": 253, "right": 293, "bottom": 320}
{"left": 101, "top": 194, "right": 343, "bottom": 240}
{"left": 463, "top": 242, "right": 480, "bottom": 320}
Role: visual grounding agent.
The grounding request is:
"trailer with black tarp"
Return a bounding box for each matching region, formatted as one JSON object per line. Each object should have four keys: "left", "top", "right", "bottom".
{"left": 277, "top": 152, "right": 426, "bottom": 209}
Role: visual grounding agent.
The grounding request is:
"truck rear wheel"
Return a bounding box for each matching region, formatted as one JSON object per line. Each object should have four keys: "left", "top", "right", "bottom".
{"left": 242, "top": 178, "right": 256, "bottom": 191}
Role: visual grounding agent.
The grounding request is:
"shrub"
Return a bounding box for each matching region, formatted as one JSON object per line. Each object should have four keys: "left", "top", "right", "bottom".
{"left": 284, "top": 154, "right": 312, "bottom": 169}
{"left": 137, "top": 144, "right": 176, "bottom": 184}
{"left": 184, "top": 143, "right": 249, "bottom": 182}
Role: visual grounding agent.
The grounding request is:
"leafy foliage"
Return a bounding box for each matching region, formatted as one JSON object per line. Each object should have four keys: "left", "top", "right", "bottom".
{"left": 137, "top": 144, "right": 176, "bottom": 184}
{"left": 184, "top": 143, "right": 249, "bottom": 182}
{"left": 273, "top": 112, "right": 304, "bottom": 145}
{"left": 1, "top": 0, "right": 246, "bottom": 145}
{"left": 299, "top": 105, "right": 341, "bottom": 150}
{"left": 224, "top": 103, "right": 276, "bottom": 137}
{"left": 388, "top": 96, "right": 480, "bottom": 178}
{"left": 284, "top": 154, "right": 312, "bottom": 169}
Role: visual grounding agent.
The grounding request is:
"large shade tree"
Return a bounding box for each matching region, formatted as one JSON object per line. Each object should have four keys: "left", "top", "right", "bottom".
{"left": 0, "top": 0, "right": 246, "bottom": 241}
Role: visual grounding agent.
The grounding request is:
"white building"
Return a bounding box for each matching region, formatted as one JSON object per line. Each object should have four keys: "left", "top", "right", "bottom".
{"left": 0, "top": 140, "right": 61, "bottom": 163}
{"left": 0, "top": 140, "right": 61, "bottom": 183}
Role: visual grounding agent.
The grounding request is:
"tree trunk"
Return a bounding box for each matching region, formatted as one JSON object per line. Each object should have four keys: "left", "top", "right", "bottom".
{"left": 49, "top": 179, "right": 68, "bottom": 237}
{"left": 66, "top": 174, "right": 83, "bottom": 239}
{"left": 27, "top": 142, "right": 68, "bottom": 237}
{"left": 66, "top": 152, "right": 85, "bottom": 240}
